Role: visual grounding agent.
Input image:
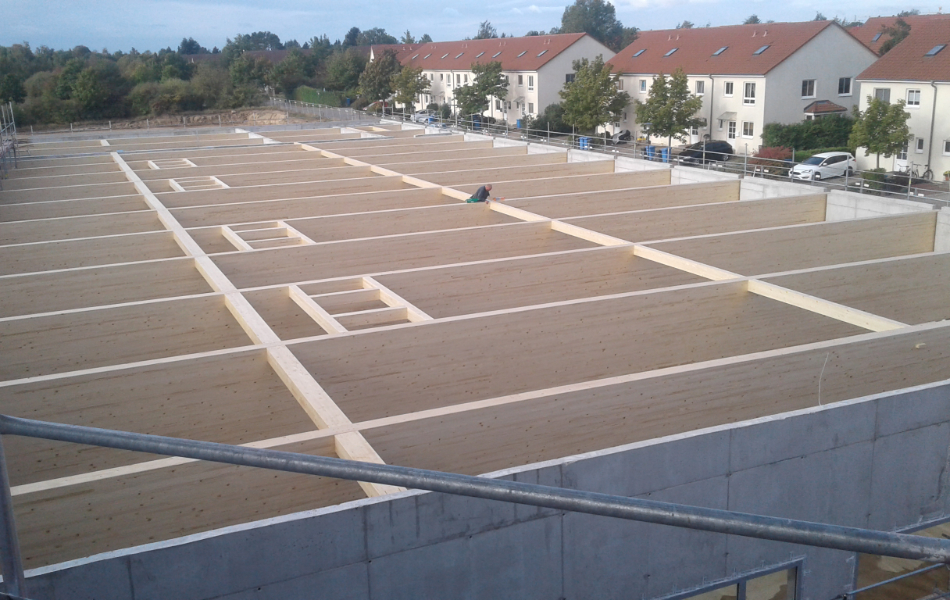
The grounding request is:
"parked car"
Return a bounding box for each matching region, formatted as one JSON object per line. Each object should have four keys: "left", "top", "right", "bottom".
{"left": 611, "top": 129, "right": 631, "bottom": 145}
{"left": 789, "top": 152, "right": 855, "bottom": 181}
{"left": 410, "top": 111, "right": 436, "bottom": 124}
{"left": 678, "top": 140, "right": 733, "bottom": 164}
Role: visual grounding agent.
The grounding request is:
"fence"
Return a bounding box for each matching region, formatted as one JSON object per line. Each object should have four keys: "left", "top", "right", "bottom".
{"left": 0, "top": 102, "right": 18, "bottom": 189}
{"left": 269, "top": 97, "right": 368, "bottom": 123}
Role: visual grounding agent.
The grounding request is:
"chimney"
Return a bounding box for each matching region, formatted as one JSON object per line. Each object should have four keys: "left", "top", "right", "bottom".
{"left": 676, "top": 34, "right": 680, "bottom": 40}
{"left": 763, "top": 30, "right": 768, "bottom": 36}
{"left": 752, "top": 30, "right": 757, "bottom": 37}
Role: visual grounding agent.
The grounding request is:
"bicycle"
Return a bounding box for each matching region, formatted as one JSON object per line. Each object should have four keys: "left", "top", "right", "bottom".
{"left": 897, "top": 163, "right": 935, "bottom": 181}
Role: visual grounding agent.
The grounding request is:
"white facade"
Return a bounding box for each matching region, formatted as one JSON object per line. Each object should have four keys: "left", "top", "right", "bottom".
{"left": 853, "top": 81, "right": 950, "bottom": 178}
{"left": 616, "top": 26, "right": 877, "bottom": 153}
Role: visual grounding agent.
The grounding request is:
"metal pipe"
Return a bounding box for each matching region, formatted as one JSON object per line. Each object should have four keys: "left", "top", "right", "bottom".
{"left": 0, "top": 436, "right": 26, "bottom": 596}
{"left": 843, "top": 562, "right": 945, "bottom": 598}
{"left": 2, "top": 415, "right": 950, "bottom": 563}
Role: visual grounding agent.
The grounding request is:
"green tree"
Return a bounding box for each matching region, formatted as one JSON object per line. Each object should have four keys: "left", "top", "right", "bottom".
{"left": 359, "top": 49, "right": 400, "bottom": 102}
{"left": 453, "top": 61, "right": 508, "bottom": 117}
{"left": 401, "top": 31, "right": 416, "bottom": 44}
{"left": 419, "top": 34, "right": 433, "bottom": 43}
{"left": 634, "top": 69, "right": 704, "bottom": 147}
{"left": 391, "top": 65, "right": 430, "bottom": 111}
{"left": 270, "top": 49, "right": 309, "bottom": 96}
{"left": 178, "top": 37, "right": 207, "bottom": 54}
{"left": 0, "top": 74, "right": 27, "bottom": 103}
{"left": 743, "top": 14, "right": 761, "bottom": 24}
{"left": 475, "top": 21, "right": 499, "bottom": 39}
{"left": 559, "top": 55, "right": 629, "bottom": 132}
{"left": 814, "top": 12, "right": 827, "bottom": 20}
{"left": 325, "top": 49, "right": 366, "bottom": 90}
{"left": 848, "top": 96, "right": 911, "bottom": 168}
{"left": 357, "top": 28, "right": 398, "bottom": 46}
{"left": 343, "top": 27, "right": 361, "bottom": 48}
{"left": 55, "top": 58, "right": 84, "bottom": 99}
{"left": 525, "top": 103, "right": 572, "bottom": 133}
{"left": 879, "top": 18, "right": 911, "bottom": 55}
{"left": 560, "top": 0, "right": 626, "bottom": 51}
{"left": 676, "top": 21, "right": 694, "bottom": 29}
{"left": 229, "top": 55, "right": 271, "bottom": 88}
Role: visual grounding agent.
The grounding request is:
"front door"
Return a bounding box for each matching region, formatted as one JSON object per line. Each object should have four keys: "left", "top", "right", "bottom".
{"left": 894, "top": 142, "right": 909, "bottom": 172}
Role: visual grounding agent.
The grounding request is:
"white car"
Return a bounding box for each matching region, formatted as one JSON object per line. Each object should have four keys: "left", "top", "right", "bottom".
{"left": 789, "top": 152, "right": 856, "bottom": 181}
{"left": 410, "top": 111, "right": 436, "bottom": 124}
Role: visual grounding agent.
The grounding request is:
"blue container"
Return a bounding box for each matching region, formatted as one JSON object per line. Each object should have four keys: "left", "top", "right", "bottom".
{"left": 660, "top": 147, "right": 670, "bottom": 163}
{"left": 644, "top": 146, "right": 656, "bottom": 160}
{"left": 579, "top": 136, "right": 591, "bottom": 150}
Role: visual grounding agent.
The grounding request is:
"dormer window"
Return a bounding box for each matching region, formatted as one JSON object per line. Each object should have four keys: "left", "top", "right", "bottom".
{"left": 517, "top": 50, "right": 527, "bottom": 57}
{"left": 633, "top": 49, "right": 645, "bottom": 57}
{"left": 664, "top": 48, "right": 678, "bottom": 57}
{"left": 712, "top": 46, "right": 727, "bottom": 56}
{"left": 753, "top": 45, "right": 770, "bottom": 55}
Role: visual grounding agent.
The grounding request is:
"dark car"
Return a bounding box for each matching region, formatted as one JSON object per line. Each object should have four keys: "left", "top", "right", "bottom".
{"left": 678, "top": 140, "right": 733, "bottom": 164}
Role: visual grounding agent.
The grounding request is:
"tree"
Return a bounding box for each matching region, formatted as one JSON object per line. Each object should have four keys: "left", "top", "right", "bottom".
{"left": 0, "top": 74, "right": 26, "bottom": 103}
{"left": 391, "top": 65, "right": 429, "bottom": 110}
{"left": 634, "top": 69, "right": 704, "bottom": 147}
{"left": 524, "top": 103, "right": 572, "bottom": 133}
{"left": 559, "top": 55, "right": 629, "bottom": 132}
{"left": 525, "top": 30, "right": 543, "bottom": 36}
{"left": 743, "top": 14, "right": 761, "bottom": 24}
{"left": 560, "top": 0, "right": 626, "bottom": 52}
{"left": 474, "top": 21, "right": 498, "bottom": 39}
{"left": 814, "top": 12, "right": 827, "bottom": 21}
{"left": 178, "top": 37, "right": 207, "bottom": 54}
{"left": 357, "top": 28, "right": 398, "bottom": 46}
{"left": 676, "top": 21, "right": 694, "bottom": 29}
{"left": 419, "top": 34, "right": 433, "bottom": 43}
{"left": 849, "top": 96, "right": 911, "bottom": 169}
{"left": 401, "top": 31, "right": 416, "bottom": 44}
{"left": 325, "top": 48, "right": 366, "bottom": 90}
{"left": 897, "top": 9, "right": 920, "bottom": 16}
{"left": 453, "top": 61, "right": 508, "bottom": 117}
{"left": 359, "top": 49, "right": 400, "bottom": 101}
{"left": 879, "top": 18, "right": 911, "bottom": 55}
{"left": 343, "top": 27, "right": 361, "bottom": 48}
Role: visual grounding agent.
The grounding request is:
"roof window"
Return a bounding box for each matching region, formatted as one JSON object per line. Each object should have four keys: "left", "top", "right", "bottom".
{"left": 925, "top": 44, "right": 947, "bottom": 56}
{"left": 753, "top": 44, "right": 770, "bottom": 55}
{"left": 455, "top": 52, "right": 464, "bottom": 58}
{"left": 664, "top": 48, "right": 678, "bottom": 57}
{"left": 517, "top": 50, "right": 527, "bottom": 57}
{"left": 424, "top": 53, "right": 431, "bottom": 59}
{"left": 537, "top": 50, "right": 547, "bottom": 57}
{"left": 492, "top": 51, "right": 502, "bottom": 58}
{"left": 441, "top": 53, "right": 449, "bottom": 59}
{"left": 475, "top": 51, "right": 485, "bottom": 58}
{"left": 411, "top": 54, "right": 419, "bottom": 59}
{"left": 871, "top": 32, "right": 883, "bottom": 42}
{"left": 633, "top": 49, "right": 645, "bottom": 57}
{"left": 712, "top": 46, "right": 728, "bottom": 56}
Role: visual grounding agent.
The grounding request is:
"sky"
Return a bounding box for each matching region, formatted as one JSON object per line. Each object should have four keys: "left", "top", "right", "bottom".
{"left": 0, "top": 0, "right": 944, "bottom": 52}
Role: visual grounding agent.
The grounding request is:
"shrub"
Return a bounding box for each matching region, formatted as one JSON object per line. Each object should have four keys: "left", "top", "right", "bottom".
{"left": 750, "top": 146, "right": 793, "bottom": 177}
{"left": 761, "top": 115, "right": 854, "bottom": 150}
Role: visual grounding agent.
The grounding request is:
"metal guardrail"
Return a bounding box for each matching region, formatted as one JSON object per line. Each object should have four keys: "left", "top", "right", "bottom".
{"left": 2, "top": 414, "right": 950, "bottom": 597}
{"left": 839, "top": 562, "right": 949, "bottom": 599}
{"left": 0, "top": 102, "right": 18, "bottom": 188}
{"left": 270, "top": 97, "right": 367, "bottom": 122}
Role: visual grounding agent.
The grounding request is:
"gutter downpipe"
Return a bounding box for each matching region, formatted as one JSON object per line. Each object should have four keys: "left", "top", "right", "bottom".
{"left": 927, "top": 81, "right": 937, "bottom": 175}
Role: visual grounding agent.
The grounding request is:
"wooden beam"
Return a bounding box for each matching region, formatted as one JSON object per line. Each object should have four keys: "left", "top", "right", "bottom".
{"left": 288, "top": 284, "right": 347, "bottom": 334}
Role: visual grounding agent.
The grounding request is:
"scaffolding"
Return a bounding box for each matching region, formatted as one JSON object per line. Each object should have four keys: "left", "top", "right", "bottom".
{"left": 0, "top": 101, "right": 18, "bottom": 189}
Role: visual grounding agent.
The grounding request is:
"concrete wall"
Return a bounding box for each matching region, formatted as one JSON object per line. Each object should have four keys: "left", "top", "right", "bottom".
{"left": 670, "top": 165, "right": 734, "bottom": 185}
{"left": 615, "top": 156, "right": 674, "bottom": 172}
{"left": 937, "top": 207, "right": 950, "bottom": 252}
{"left": 21, "top": 379, "right": 950, "bottom": 600}
{"left": 825, "top": 189, "right": 936, "bottom": 221}
{"left": 740, "top": 177, "right": 812, "bottom": 200}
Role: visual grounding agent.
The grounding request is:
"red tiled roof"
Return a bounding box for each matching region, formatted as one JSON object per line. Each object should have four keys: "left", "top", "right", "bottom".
{"left": 803, "top": 100, "right": 847, "bottom": 113}
{"left": 393, "top": 33, "right": 593, "bottom": 72}
{"left": 368, "top": 43, "right": 422, "bottom": 59}
{"left": 857, "top": 20, "right": 950, "bottom": 82}
{"left": 848, "top": 14, "right": 950, "bottom": 53}
{"left": 607, "top": 21, "right": 851, "bottom": 76}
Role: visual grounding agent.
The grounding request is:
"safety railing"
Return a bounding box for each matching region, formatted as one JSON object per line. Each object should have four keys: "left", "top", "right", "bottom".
{"left": 2, "top": 414, "right": 950, "bottom": 598}
{"left": 0, "top": 102, "right": 18, "bottom": 187}
{"left": 269, "top": 97, "right": 369, "bottom": 123}
{"left": 840, "top": 562, "right": 950, "bottom": 599}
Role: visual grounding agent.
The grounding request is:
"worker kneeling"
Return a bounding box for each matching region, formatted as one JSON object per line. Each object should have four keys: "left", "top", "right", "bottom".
{"left": 466, "top": 184, "right": 492, "bottom": 203}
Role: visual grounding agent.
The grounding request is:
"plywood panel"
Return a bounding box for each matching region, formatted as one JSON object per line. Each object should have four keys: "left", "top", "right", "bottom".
{"left": 454, "top": 169, "right": 671, "bottom": 200}
{"left": 764, "top": 254, "right": 950, "bottom": 325}
{"left": 3, "top": 350, "right": 313, "bottom": 484}
{"left": 122, "top": 146, "right": 299, "bottom": 169}
{"left": 0, "top": 258, "right": 211, "bottom": 318}
{"left": 334, "top": 140, "right": 491, "bottom": 157}
{"left": 214, "top": 165, "right": 375, "bottom": 187}
{"left": 6, "top": 163, "right": 118, "bottom": 179}
{"left": 0, "top": 181, "right": 137, "bottom": 203}
{"left": 367, "top": 325, "right": 950, "bottom": 476}
{"left": 173, "top": 188, "right": 451, "bottom": 228}
{"left": 292, "top": 282, "right": 863, "bottom": 422}
{"left": 216, "top": 222, "right": 594, "bottom": 288}
{"left": 363, "top": 146, "right": 528, "bottom": 166}
{"left": 135, "top": 157, "right": 342, "bottom": 181}
{"left": 508, "top": 180, "right": 740, "bottom": 219}
{"left": 0, "top": 295, "right": 251, "bottom": 380}
{"left": 0, "top": 171, "right": 128, "bottom": 190}
{"left": 0, "top": 231, "right": 183, "bottom": 275}
{"left": 649, "top": 212, "right": 937, "bottom": 276}
{"left": 376, "top": 246, "right": 703, "bottom": 318}
{"left": 420, "top": 160, "right": 615, "bottom": 186}
{"left": 311, "top": 134, "right": 464, "bottom": 152}
{"left": 563, "top": 195, "right": 827, "bottom": 243}
{"left": 0, "top": 211, "right": 163, "bottom": 245}
{"left": 0, "top": 195, "right": 149, "bottom": 222}
{"left": 14, "top": 438, "right": 361, "bottom": 569}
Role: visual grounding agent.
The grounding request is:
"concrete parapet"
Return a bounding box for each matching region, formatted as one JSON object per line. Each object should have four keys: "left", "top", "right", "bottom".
{"left": 935, "top": 207, "right": 950, "bottom": 252}
{"left": 825, "top": 189, "right": 935, "bottom": 221}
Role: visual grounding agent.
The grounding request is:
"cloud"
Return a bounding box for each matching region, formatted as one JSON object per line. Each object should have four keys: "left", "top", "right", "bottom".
{"left": 527, "top": 5, "right": 562, "bottom": 12}
{"left": 442, "top": 7, "right": 461, "bottom": 16}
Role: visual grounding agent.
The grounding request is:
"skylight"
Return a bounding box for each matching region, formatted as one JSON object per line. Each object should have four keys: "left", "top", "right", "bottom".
{"left": 664, "top": 48, "right": 678, "bottom": 57}
{"left": 455, "top": 52, "right": 464, "bottom": 58}
{"left": 493, "top": 51, "right": 502, "bottom": 58}
{"left": 424, "top": 53, "right": 431, "bottom": 59}
{"left": 713, "top": 46, "right": 728, "bottom": 56}
{"left": 633, "top": 49, "right": 645, "bottom": 57}
{"left": 871, "top": 32, "right": 883, "bottom": 42}
{"left": 925, "top": 44, "right": 947, "bottom": 56}
{"left": 537, "top": 50, "right": 548, "bottom": 57}
{"left": 411, "top": 54, "right": 419, "bottom": 60}
{"left": 476, "top": 51, "right": 485, "bottom": 58}
{"left": 517, "top": 50, "right": 527, "bottom": 57}
{"left": 753, "top": 44, "right": 770, "bottom": 55}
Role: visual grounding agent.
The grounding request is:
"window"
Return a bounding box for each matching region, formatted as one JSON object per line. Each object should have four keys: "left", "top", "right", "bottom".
{"left": 897, "top": 143, "right": 908, "bottom": 161}
{"left": 944, "top": 140, "right": 950, "bottom": 155}
{"left": 424, "top": 53, "right": 432, "bottom": 59}
{"left": 724, "top": 81, "right": 734, "bottom": 97}
{"left": 728, "top": 121, "right": 736, "bottom": 139}
{"left": 622, "top": 111, "right": 627, "bottom": 121}
{"left": 518, "top": 74, "right": 523, "bottom": 86}
{"left": 695, "top": 80, "right": 705, "bottom": 95}
{"left": 537, "top": 50, "right": 547, "bottom": 57}
{"left": 441, "top": 53, "right": 449, "bottom": 59}
{"left": 907, "top": 89, "right": 921, "bottom": 107}
{"left": 838, "top": 77, "right": 851, "bottom": 95}
{"left": 495, "top": 99, "right": 501, "bottom": 110}
{"left": 492, "top": 51, "right": 502, "bottom": 58}
{"left": 744, "top": 82, "right": 756, "bottom": 105}
{"left": 753, "top": 44, "right": 770, "bottom": 55}
{"left": 439, "top": 73, "right": 443, "bottom": 81}
{"left": 742, "top": 121, "right": 754, "bottom": 138}
{"left": 456, "top": 74, "right": 461, "bottom": 84}
{"left": 664, "top": 48, "right": 678, "bottom": 57}
{"left": 517, "top": 50, "right": 527, "bottom": 57}
{"left": 633, "top": 49, "right": 646, "bottom": 57}
{"left": 874, "top": 88, "right": 891, "bottom": 102}
{"left": 713, "top": 46, "right": 728, "bottom": 56}
{"left": 528, "top": 102, "right": 534, "bottom": 113}
{"left": 528, "top": 75, "right": 534, "bottom": 90}
{"left": 926, "top": 44, "right": 947, "bottom": 56}
{"left": 464, "top": 74, "right": 468, "bottom": 83}
{"left": 916, "top": 138, "right": 925, "bottom": 153}
{"left": 412, "top": 54, "right": 419, "bottom": 60}
{"left": 639, "top": 79, "right": 647, "bottom": 93}
{"left": 475, "top": 51, "right": 485, "bottom": 58}
{"left": 455, "top": 52, "right": 464, "bottom": 58}
{"left": 801, "top": 79, "right": 815, "bottom": 97}
{"left": 616, "top": 78, "right": 623, "bottom": 90}
{"left": 871, "top": 32, "right": 883, "bottom": 42}
{"left": 565, "top": 73, "right": 575, "bottom": 83}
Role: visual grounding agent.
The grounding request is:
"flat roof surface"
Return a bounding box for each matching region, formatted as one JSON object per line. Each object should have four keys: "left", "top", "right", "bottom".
{"left": 3, "top": 123, "right": 950, "bottom": 570}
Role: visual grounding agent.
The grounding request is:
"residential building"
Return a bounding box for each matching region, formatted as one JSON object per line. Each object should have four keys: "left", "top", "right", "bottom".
{"left": 854, "top": 19, "right": 950, "bottom": 176}
{"left": 390, "top": 33, "right": 614, "bottom": 124}
{"left": 606, "top": 21, "right": 878, "bottom": 152}
{"left": 848, "top": 13, "right": 950, "bottom": 54}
